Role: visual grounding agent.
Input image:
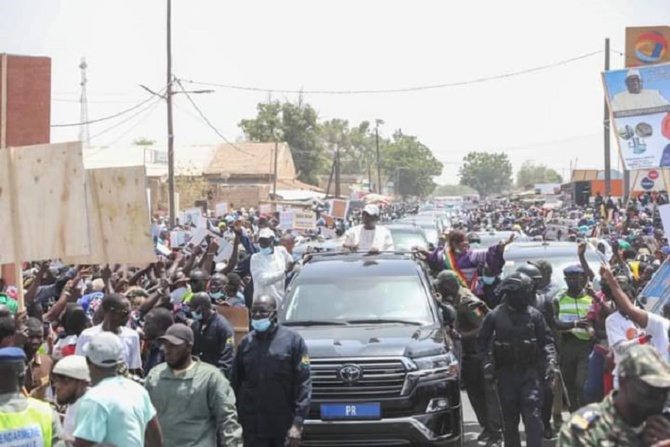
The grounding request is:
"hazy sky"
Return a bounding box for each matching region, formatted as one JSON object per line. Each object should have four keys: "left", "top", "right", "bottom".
{"left": 1, "top": 0, "right": 668, "bottom": 184}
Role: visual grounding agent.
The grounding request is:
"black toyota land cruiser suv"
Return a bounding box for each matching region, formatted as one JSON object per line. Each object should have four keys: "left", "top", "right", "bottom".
{"left": 279, "top": 252, "right": 463, "bottom": 447}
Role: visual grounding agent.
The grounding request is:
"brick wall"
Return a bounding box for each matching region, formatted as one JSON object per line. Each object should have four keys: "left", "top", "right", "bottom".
{"left": 0, "top": 54, "right": 51, "bottom": 287}
{"left": 0, "top": 54, "right": 51, "bottom": 147}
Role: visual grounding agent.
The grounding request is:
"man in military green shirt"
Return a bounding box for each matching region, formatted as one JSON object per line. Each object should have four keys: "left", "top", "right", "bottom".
{"left": 558, "top": 344, "right": 670, "bottom": 447}
{"left": 435, "top": 270, "right": 502, "bottom": 446}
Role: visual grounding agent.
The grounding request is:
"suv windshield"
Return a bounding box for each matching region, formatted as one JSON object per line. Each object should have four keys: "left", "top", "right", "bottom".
{"left": 390, "top": 231, "right": 429, "bottom": 251}
{"left": 284, "top": 276, "right": 434, "bottom": 325}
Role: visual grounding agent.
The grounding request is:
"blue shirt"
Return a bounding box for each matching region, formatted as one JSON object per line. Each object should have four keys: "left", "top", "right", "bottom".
{"left": 74, "top": 376, "right": 156, "bottom": 447}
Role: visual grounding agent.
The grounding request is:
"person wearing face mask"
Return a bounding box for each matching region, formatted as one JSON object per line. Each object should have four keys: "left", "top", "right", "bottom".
{"left": 145, "top": 324, "right": 243, "bottom": 447}
{"left": 558, "top": 344, "right": 670, "bottom": 447}
{"left": 189, "top": 292, "right": 235, "bottom": 378}
{"left": 208, "top": 273, "right": 228, "bottom": 304}
{"left": 477, "top": 264, "right": 503, "bottom": 309}
{"left": 435, "top": 271, "right": 501, "bottom": 446}
{"left": 231, "top": 295, "right": 311, "bottom": 447}
{"left": 423, "top": 230, "right": 512, "bottom": 293}
{"left": 554, "top": 265, "right": 595, "bottom": 413}
{"left": 477, "top": 272, "right": 558, "bottom": 447}
{"left": 250, "top": 228, "right": 294, "bottom": 307}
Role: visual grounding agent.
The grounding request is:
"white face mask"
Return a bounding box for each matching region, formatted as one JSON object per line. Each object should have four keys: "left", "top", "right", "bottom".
{"left": 170, "top": 287, "right": 188, "bottom": 303}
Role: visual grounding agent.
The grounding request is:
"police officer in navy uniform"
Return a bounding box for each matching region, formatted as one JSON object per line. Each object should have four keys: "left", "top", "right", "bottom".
{"left": 477, "top": 272, "right": 558, "bottom": 447}
{"left": 231, "top": 295, "right": 312, "bottom": 447}
{"left": 0, "top": 347, "right": 65, "bottom": 446}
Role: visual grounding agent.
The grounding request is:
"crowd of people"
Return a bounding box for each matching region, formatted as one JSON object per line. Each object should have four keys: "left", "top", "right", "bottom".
{"left": 0, "top": 195, "right": 670, "bottom": 446}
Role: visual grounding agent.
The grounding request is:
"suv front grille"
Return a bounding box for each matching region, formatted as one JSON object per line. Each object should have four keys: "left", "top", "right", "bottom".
{"left": 310, "top": 358, "right": 407, "bottom": 400}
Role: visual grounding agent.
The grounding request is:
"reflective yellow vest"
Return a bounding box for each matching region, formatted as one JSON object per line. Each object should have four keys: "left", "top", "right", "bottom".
{"left": 557, "top": 293, "right": 593, "bottom": 341}
{"left": 0, "top": 397, "right": 53, "bottom": 447}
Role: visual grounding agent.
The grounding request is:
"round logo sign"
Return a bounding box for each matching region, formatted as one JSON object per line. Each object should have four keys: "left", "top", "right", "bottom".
{"left": 648, "top": 169, "right": 659, "bottom": 180}
{"left": 635, "top": 31, "right": 669, "bottom": 64}
{"left": 641, "top": 177, "right": 655, "bottom": 190}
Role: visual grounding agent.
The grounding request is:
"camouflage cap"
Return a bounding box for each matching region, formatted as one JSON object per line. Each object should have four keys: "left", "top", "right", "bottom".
{"left": 619, "top": 344, "right": 670, "bottom": 388}
{"left": 433, "top": 270, "right": 460, "bottom": 289}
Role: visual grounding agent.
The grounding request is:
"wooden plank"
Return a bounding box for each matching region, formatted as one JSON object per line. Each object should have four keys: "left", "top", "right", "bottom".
{"left": 217, "top": 305, "right": 249, "bottom": 347}
{"left": 63, "top": 166, "right": 155, "bottom": 265}
{"left": 0, "top": 142, "right": 90, "bottom": 264}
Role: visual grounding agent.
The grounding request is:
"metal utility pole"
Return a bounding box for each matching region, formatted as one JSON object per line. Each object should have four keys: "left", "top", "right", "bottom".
{"left": 273, "top": 139, "right": 279, "bottom": 197}
{"left": 166, "top": 0, "right": 176, "bottom": 227}
{"left": 604, "top": 38, "right": 612, "bottom": 197}
{"left": 334, "top": 144, "right": 341, "bottom": 198}
{"left": 375, "top": 120, "right": 382, "bottom": 193}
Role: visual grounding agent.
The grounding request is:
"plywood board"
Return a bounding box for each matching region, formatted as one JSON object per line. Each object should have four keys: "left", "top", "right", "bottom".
{"left": 0, "top": 142, "right": 90, "bottom": 264}
{"left": 63, "top": 166, "right": 155, "bottom": 265}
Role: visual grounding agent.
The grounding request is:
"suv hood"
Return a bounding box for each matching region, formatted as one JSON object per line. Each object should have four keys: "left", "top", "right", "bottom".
{"left": 294, "top": 324, "right": 447, "bottom": 358}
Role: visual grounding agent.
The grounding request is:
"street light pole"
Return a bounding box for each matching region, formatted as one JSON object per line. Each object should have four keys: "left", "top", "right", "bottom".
{"left": 166, "top": 0, "right": 176, "bottom": 227}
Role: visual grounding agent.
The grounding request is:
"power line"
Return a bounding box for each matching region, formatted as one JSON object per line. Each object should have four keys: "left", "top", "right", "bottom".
{"left": 88, "top": 97, "right": 162, "bottom": 141}
{"left": 181, "top": 50, "right": 604, "bottom": 95}
{"left": 51, "top": 84, "right": 169, "bottom": 127}
{"left": 100, "top": 100, "right": 163, "bottom": 147}
{"left": 175, "top": 79, "right": 255, "bottom": 156}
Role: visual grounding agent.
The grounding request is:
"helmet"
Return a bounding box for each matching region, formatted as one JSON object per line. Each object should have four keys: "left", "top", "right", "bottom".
{"left": 515, "top": 263, "right": 543, "bottom": 282}
{"left": 499, "top": 272, "right": 534, "bottom": 296}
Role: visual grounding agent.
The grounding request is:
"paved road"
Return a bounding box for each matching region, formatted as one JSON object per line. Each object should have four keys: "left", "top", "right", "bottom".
{"left": 462, "top": 391, "right": 558, "bottom": 447}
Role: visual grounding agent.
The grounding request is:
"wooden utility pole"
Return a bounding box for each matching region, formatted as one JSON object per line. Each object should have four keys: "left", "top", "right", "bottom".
{"left": 604, "top": 38, "right": 612, "bottom": 197}
{"left": 273, "top": 139, "right": 279, "bottom": 198}
{"left": 166, "top": 0, "right": 176, "bottom": 226}
{"left": 375, "top": 121, "right": 382, "bottom": 193}
{"left": 334, "top": 144, "right": 341, "bottom": 198}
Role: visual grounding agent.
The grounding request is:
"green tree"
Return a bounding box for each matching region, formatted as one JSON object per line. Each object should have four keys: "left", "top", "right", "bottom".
{"left": 458, "top": 152, "right": 513, "bottom": 197}
{"left": 320, "top": 119, "right": 376, "bottom": 177}
{"left": 433, "top": 184, "right": 478, "bottom": 197}
{"left": 516, "top": 161, "right": 563, "bottom": 188}
{"left": 133, "top": 137, "right": 155, "bottom": 146}
{"left": 239, "top": 99, "right": 326, "bottom": 185}
{"left": 381, "top": 130, "right": 442, "bottom": 197}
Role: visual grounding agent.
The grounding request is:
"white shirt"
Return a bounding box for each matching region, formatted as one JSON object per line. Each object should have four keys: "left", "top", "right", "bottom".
{"left": 250, "top": 246, "right": 293, "bottom": 305}
{"left": 611, "top": 89, "right": 670, "bottom": 112}
{"left": 344, "top": 225, "right": 395, "bottom": 252}
{"left": 63, "top": 398, "right": 82, "bottom": 446}
{"left": 607, "top": 311, "right": 670, "bottom": 388}
{"left": 75, "top": 325, "right": 142, "bottom": 370}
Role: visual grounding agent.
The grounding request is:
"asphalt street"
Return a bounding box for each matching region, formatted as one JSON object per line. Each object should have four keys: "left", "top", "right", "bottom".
{"left": 461, "top": 392, "right": 559, "bottom": 447}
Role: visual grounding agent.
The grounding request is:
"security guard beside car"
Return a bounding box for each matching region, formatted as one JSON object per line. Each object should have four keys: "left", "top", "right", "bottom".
{"left": 517, "top": 262, "right": 561, "bottom": 439}
{"left": 0, "top": 347, "right": 65, "bottom": 446}
{"left": 477, "top": 272, "right": 558, "bottom": 447}
{"left": 230, "top": 295, "right": 311, "bottom": 447}
{"left": 554, "top": 265, "right": 594, "bottom": 412}
{"left": 434, "top": 270, "right": 502, "bottom": 446}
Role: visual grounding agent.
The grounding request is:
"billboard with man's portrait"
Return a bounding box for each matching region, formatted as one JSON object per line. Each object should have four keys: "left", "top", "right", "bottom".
{"left": 603, "top": 63, "right": 670, "bottom": 170}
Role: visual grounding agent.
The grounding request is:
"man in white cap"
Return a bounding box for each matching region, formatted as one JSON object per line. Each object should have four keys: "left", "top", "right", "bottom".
{"left": 52, "top": 355, "right": 90, "bottom": 445}
{"left": 343, "top": 204, "right": 395, "bottom": 253}
{"left": 250, "top": 228, "right": 294, "bottom": 306}
{"left": 611, "top": 69, "right": 670, "bottom": 112}
{"left": 73, "top": 332, "right": 163, "bottom": 447}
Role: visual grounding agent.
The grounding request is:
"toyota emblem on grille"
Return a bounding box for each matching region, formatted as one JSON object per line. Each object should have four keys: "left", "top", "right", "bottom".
{"left": 338, "top": 364, "right": 363, "bottom": 384}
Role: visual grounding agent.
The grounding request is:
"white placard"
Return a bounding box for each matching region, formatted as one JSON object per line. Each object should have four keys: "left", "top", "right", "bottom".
{"left": 294, "top": 211, "right": 316, "bottom": 231}
{"left": 659, "top": 204, "right": 670, "bottom": 236}
{"left": 215, "top": 238, "right": 235, "bottom": 263}
{"left": 278, "top": 211, "right": 295, "bottom": 230}
{"left": 259, "top": 204, "right": 272, "bottom": 214}
{"left": 215, "top": 202, "right": 229, "bottom": 216}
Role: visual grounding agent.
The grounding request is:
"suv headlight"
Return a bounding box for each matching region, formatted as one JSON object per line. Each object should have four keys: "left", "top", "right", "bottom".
{"left": 407, "top": 352, "right": 459, "bottom": 380}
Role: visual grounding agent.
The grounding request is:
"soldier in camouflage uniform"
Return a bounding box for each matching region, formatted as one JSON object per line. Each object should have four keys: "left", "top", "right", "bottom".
{"left": 558, "top": 344, "right": 670, "bottom": 447}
